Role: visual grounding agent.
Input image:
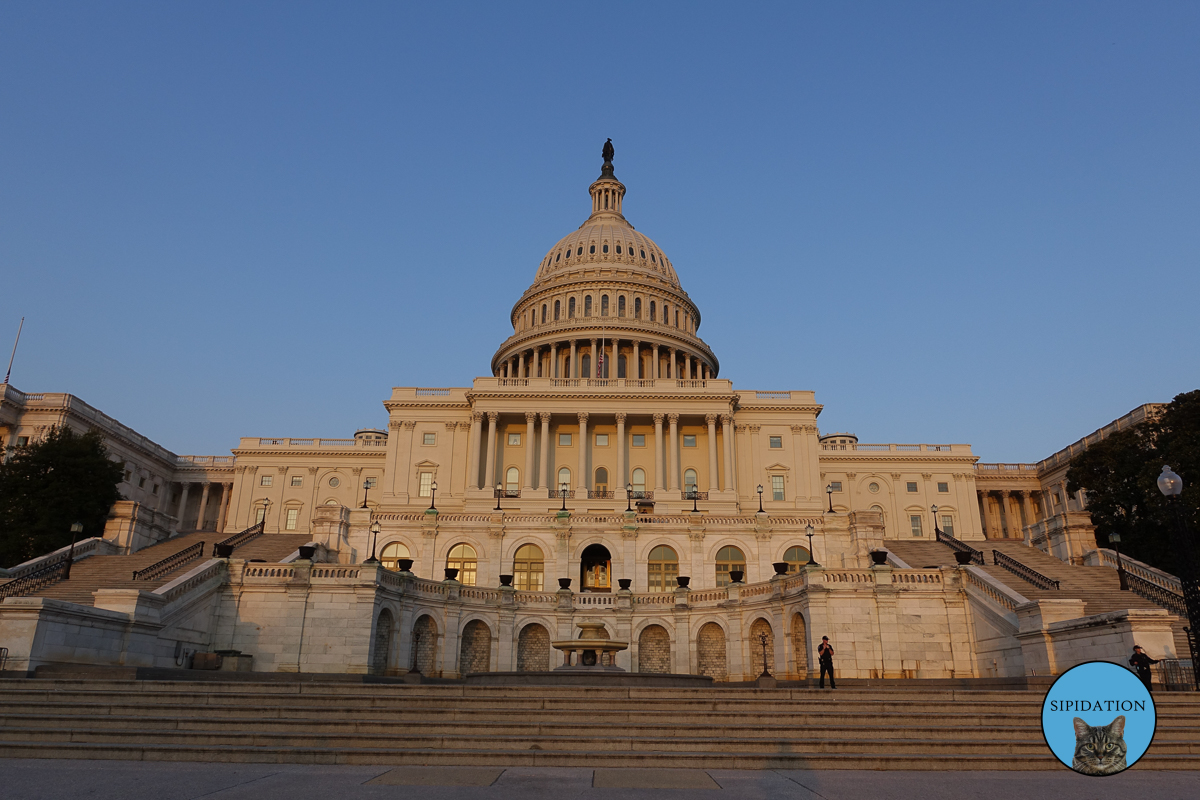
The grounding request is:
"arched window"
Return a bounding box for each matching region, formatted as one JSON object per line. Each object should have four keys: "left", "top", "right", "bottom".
{"left": 647, "top": 545, "right": 678, "bottom": 592}
{"left": 783, "top": 545, "right": 811, "bottom": 573}
{"left": 715, "top": 546, "right": 746, "bottom": 587}
{"left": 600, "top": 295, "right": 609, "bottom": 316}
{"left": 617, "top": 354, "right": 626, "bottom": 378}
{"left": 541, "top": 304, "right": 547, "bottom": 323}
{"left": 568, "top": 297, "right": 576, "bottom": 318}
{"left": 589, "top": 244, "right": 595, "bottom": 254}
{"left": 602, "top": 243, "right": 609, "bottom": 253}
{"left": 663, "top": 303, "right": 669, "bottom": 324}
{"left": 554, "top": 300, "right": 560, "bottom": 320}
{"left": 380, "top": 541, "right": 410, "bottom": 572}
{"left": 634, "top": 298, "right": 642, "bottom": 319}
{"left": 581, "top": 354, "right": 590, "bottom": 376}
{"left": 577, "top": 246, "right": 582, "bottom": 256}
{"left": 632, "top": 468, "right": 646, "bottom": 494}
{"left": 513, "top": 543, "right": 544, "bottom": 591}
{"left": 565, "top": 247, "right": 571, "bottom": 259}
{"left": 447, "top": 543, "right": 477, "bottom": 586}
{"left": 649, "top": 301, "right": 656, "bottom": 321}
{"left": 505, "top": 466, "right": 519, "bottom": 494}
{"left": 584, "top": 296, "right": 592, "bottom": 317}
{"left": 555, "top": 252, "right": 561, "bottom": 262}
{"left": 640, "top": 249, "right": 646, "bottom": 258}
{"left": 618, "top": 296, "right": 626, "bottom": 317}
{"left": 675, "top": 310, "right": 680, "bottom": 327}
{"left": 684, "top": 468, "right": 698, "bottom": 494}
{"left": 558, "top": 466, "right": 571, "bottom": 491}
{"left": 595, "top": 467, "right": 608, "bottom": 493}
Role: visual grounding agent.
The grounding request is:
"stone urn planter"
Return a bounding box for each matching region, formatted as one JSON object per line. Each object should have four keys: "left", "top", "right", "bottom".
{"left": 772, "top": 561, "right": 790, "bottom": 576}
{"left": 676, "top": 576, "right": 691, "bottom": 588}
{"left": 444, "top": 567, "right": 460, "bottom": 581}
{"left": 298, "top": 546, "right": 316, "bottom": 560}
{"left": 954, "top": 551, "right": 976, "bottom": 566}
{"left": 728, "top": 570, "right": 744, "bottom": 584}
{"left": 397, "top": 558, "right": 414, "bottom": 572}
{"left": 618, "top": 579, "right": 632, "bottom": 590}
{"left": 558, "top": 577, "right": 572, "bottom": 590}
{"left": 499, "top": 574, "right": 513, "bottom": 587}
{"left": 869, "top": 550, "right": 889, "bottom": 566}
{"left": 213, "top": 543, "right": 234, "bottom": 558}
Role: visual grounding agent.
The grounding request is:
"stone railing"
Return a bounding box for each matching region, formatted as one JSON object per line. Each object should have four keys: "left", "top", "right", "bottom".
{"left": 473, "top": 376, "right": 733, "bottom": 395}
{"left": 4, "top": 537, "right": 112, "bottom": 579}
{"left": 893, "top": 570, "right": 944, "bottom": 585}
{"left": 176, "top": 455, "right": 236, "bottom": 466}
{"left": 975, "top": 463, "right": 1039, "bottom": 474}
{"left": 1086, "top": 548, "right": 1182, "bottom": 593}
{"left": 253, "top": 437, "right": 387, "bottom": 449}
{"left": 819, "top": 570, "right": 874, "bottom": 585}
{"left": 154, "top": 559, "right": 226, "bottom": 609}
{"left": 962, "top": 567, "right": 1029, "bottom": 613}
{"left": 820, "top": 443, "right": 963, "bottom": 453}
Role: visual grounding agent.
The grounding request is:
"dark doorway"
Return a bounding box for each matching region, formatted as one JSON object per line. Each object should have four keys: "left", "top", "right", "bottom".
{"left": 579, "top": 543, "right": 612, "bottom": 592}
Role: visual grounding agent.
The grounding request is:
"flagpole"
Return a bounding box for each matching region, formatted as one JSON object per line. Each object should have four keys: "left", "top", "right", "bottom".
{"left": 3, "top": 317, "right": 23, "bottom": 385}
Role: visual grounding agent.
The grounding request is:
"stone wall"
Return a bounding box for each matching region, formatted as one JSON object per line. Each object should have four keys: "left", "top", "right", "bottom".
{"left": 516, "top": 622, "right": 550, "bottom": 671}
{"left": 459, "top": 619, "right": 491, "bottom": 674}
{"left": 637, "top": 625, "right": 670, "bottom": 673}
{"left": 697, "top": 622, "right": 726, "bottom": 680}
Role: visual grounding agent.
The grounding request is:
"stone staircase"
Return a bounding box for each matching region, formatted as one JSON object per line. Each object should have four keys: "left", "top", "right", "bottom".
{"left": 1, "top": 532, "right": 310, "bottom": 607}
{"left": 884, "top": 538, "right": 1192, "bottom": 657}
{"left": 0, "top": 679, "right": 1196, "bottom": 768}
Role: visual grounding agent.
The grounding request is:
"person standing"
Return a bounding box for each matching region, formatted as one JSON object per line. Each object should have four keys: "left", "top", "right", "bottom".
{"left": 1129, "top": 645, "right": 1159, "bottom": 693}
{"left": 817, "top": 635, "right": 836, "bottom": 689}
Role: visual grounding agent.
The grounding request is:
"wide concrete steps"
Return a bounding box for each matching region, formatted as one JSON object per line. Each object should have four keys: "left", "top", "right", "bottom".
{"left": 1, "top": 681, "right": 1198, "bottom": 770}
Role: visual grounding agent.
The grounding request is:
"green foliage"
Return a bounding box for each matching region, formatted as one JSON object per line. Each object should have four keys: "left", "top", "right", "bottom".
{"left": 1066, "top": 390, "right": 1200, "bottom": 570}
{"left": 0, "top": 426, "right": 124, "bottom": 568}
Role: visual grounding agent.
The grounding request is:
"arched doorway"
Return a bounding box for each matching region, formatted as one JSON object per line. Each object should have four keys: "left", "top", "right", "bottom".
{"left": 697, "top": 622, "right": 727, "bottom": 681}
{"left": 459, "top": 619, "right": 491, "bottom": 675}
{"left": 371, "top": 609, "right": 394, "bottom": 676}
{"left": 748, "top": 618, "right": 774, "bottom": 678}
{"left": 638, "top": 625, "right": 671, "bottom": 674}
{"left": 791, "top": 613, "right": 809, "bottom": 678}
{"left": 579, "top": 543, "right": 611, "bottom": 592}
{"left": 411, "top": 614, "right": 438, "bottom": 675}
{"left": 517, "top": 623, "right": 550, "bottom": 671}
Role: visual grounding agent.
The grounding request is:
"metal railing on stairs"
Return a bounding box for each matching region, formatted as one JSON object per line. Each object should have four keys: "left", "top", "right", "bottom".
{"left": 992, "top": 549, "right": 1060, "bottom": 590}
{"left": 133, "top": 541, "right": 204, "bottom": 581}
{"left": 1126, "top": 572, "right": 1187, "bottom": 616}
{"left": 935, "top": 529, "right": 984, "bottom": 565}
{"left": 213, "top": 521, "right": 264, "bottom": 556}
{"left": 0, "top": 558, "right": 69, "bottom": 599}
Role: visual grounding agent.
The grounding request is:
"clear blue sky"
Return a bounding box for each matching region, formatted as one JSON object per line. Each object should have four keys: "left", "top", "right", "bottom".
{"left": 2, "top": 2, "right": 1197, "bottom": 462}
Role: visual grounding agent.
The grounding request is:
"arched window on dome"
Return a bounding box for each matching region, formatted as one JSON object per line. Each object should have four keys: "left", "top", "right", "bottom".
{"left": 618, "top": 296, "right": 626, "bottom": 317}
{"left": 602, "top": 243, "right": 609, "bottom": 253}
{"left": 663, "top": 303, "right": 669, "bottom": 325}
{"left": 640, "top": 249, "right": 646, "bottom": 259}
{"left": 541, "top": 304, "right": 547, "bottom": 324}
{"left": 634, "top": 298, "right": 641, "bottom": 319}
{"left": 568, "top": 297, "right": 576, "bottom": 318}
{"left": 649, "top": 301, "right": 656, "bottom": 322}
{"left": 577, "top": 246, "right": 582, "bottom": 256}
{"left": 554, "top": 300, "right": 560, "bottom": 321}
{"left": 600, "top": 295, "right": 609, "bottom": 316}
{"left": 676, "top": 310, "right": 680, "bottom": 328}
{"left": 651, "top": 253, "right": 656, "bottom": 263}
{"left": 617, "top": 354, "right": 626, "bottom": 378}
{"left": 555, "top": 252, "right": 561, "bottom": 262}
{"left": 589, "top": 244, "right": 595, "bottom": 254}
{"left": 584, "top": 296, "right": 592, "bottom": 317}
{"left": 615, "top": 244, "right": 622, "bottom": 254}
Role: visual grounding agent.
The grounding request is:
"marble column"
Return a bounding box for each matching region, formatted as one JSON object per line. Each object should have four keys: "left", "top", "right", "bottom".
{"left": 518, "top": 351, "right": 525, "bottom": 378}
{"left": 195, "top": 482, "right": 212, "bottom": 531}
{"left": 539, "top": 412, "right": 551, "bottom": 490}
{"left": 668, "top": 413, "right": 679, "bottom": 491}
{"left": 588, "top": 338, "right": 597, "bottom": 378}
{"left": 615, "top": 412, "right": 626, "bottom": 489}
{"left": 176, "top": 482, "right": 191, "bottom": 528}
{"left": 706, "top": 414, "right": 719, "bottom": 492}
{"left": 217, "top": 483, "right": 232, "bottom": 533}
{"left": 653, "top": 345, "right": 661, "bottom": 378}
{"left": 685, "top": 354, "right": 692, "bottom": 380}
{"left": 577, "top": 412, "right": 589, "bottom": 492}
{"left": 468, "top": 411, "right": 483, "bottom": 489}
{"left": 1019, "top": 491, "right": 1035, "bottom": 534}
{"left": 523, "top": 412, "right": 536, "bottom": 490}
{"left": 570, "top": 340, "right": 578, "bottom": 379}
{"left": 484, "top": 412, "right": 499, "bottom": 490}
{"left": 631, "top": 341, "right": 640, "bottom": 379}
{"left": 721, "top": 414, "right": 734, "bottom": 493}
{"left": 550, "top": 343, "right": 559, "bottom": 378}
{"left": 998, "top": 490, "right": 1012, "bottom": 538}
{"left": 653, "top": 413, "right": 665, "bottom": 492}
{"left": 670, "top": 350, "right": 677, "bottom": 379}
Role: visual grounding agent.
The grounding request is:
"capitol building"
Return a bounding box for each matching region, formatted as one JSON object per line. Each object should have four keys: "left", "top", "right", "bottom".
{"left": 0, "top": 147, "right": 1186, "bottom": 683}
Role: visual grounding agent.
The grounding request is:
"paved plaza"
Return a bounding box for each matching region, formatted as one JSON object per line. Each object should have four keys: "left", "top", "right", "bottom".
{"left": 0, "top": 760, "right": 1197, "bottom": 800}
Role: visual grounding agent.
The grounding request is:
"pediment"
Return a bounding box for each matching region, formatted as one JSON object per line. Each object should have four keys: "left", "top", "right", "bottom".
{"left": 764, "top": 463, "right": 790, "bottom": 472}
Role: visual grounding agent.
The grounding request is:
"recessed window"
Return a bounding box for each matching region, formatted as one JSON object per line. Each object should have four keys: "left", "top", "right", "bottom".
{"left": 260, "top": 475, "right": 273, "bottom": 487}
{"left": 772, "top": 475, "right": 785, "bottom": 501}
{"left": 906, "top": 482, "right": 918, "bottom": 493}
{"left": 138, "top": 476, "right": 146, "bottom": 488}
{"left": 513, "top": 543, "right": 544, "bottom": 591}
{"left": 715, "top": 545, "right": 746, "bottom": 587}
{"left": 556, "top": 252, "right": 561, "bottom": 262}
{"left": 647, "top": 545, "right": 678, "bottom": 593}
{"left": 769, "top": 436, "right": 782, "bottom": 448}
{"left": 423, "top": 433, "right": 436, "bottom": 446}
{"left": 16, "top": 436, "right": 29, "bottom": 446}
{"left": 651, "top": 253, "right": 656, "bottom": 262}
{"left": 589, "top": 244, "right": 595, "bottom": 254}
{"left": 285, "top": 508, "right": 299, "bottom": 530}
{"left": 632, "top": 468, "right": 646, "bottom": 493}
{"left": 559, "top": 433, "right": 572, "bottom": 446}
{"left": 447, "top": 543, "right": 477, "bottom": 586}
{"left": 508, "top": 433, "right": 521, "bottom": 446}
{"left": 829, "top": 481, "right": 842, "bottom": 492}
{"left": 683, "top": 435, "right": 696, "bottom": 447}
{"left": 291, "top": 475, "right": 303, "bottom": 487}
{"left": 558, "top": 466, "right": 571, "bottom": 490}
{"left": 381, "top": 541, "right": 411, "bottom": 572}
{"left": 640, "top": 249, "right": 646, "bottom": 258}
{"left": 616, "top": 244, "right": 622, "bottom": 254}
{"left": 577, "top": 247, "right": 582, "bottom": 256}
{"left": 631, "top": 434, "right": 645, "bottom": 447}
{"left": 595, "top": 433, "right": 608, "bottom": 446}
{"left": 365, "top": 477, "right": 377, "bottom": 489}
{"left": 868, "top": 482, "right": 880, "bottom": 493}
{"left": 124, "top": 469, "right": 132, "bottom": 482}
{"left": 910, "top": 515, "right": 924, "bottom": 537}
{"left": 941, "top": 515, "right": 955, "bottom": 536}
{"left": 584, "top": 296, "right": 592, "bottom": 316}
{"left": 328, "top": 476, "right": 340, "bottom": 488}
{"left": 618, "top": 296, "right": 626, "bottom": 317}
{"left": 602, "top": 244, "right": 609, "bottom": 253}
{"left": 937, "top": 482, "right": 949, "bottom": 493}
{"left": 152, "top": 484, "right": 159, "bottom": 495}
{"left": 569, "top": 297, "right": 576, "bottom": 318}
{"left": 565, "top": 248, "right": 571, "bottom": 258}
{"left": 419, "top": 472, "right": 433, "bottom": 497}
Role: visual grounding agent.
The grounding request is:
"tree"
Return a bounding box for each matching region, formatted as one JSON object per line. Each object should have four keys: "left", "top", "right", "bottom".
{"left": 0, "top": 426, "right": 123, "bottom": 568}
{"left": 1066, "top": 390, "right": 1200, "bottom": 571}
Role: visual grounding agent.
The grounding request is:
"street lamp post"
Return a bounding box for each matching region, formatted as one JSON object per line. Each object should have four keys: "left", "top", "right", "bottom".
{"left": 805, "top": 523, "right": 819, "bottom": 566}
{"left": 826, "top": 484, "right": 834, "bottom": 513}
{"left": 758, "top": 632, "right": 771, "bottom": 678}
{"left": 365, "top": 520, "right": 381, "bottom": 565}
{"left": 361, "top": 478, "right": 371, "bottom": 509}
{"left": 690, "top": 487, "right": 699, "bottom": 513}
{"left": 64, "top": 521, "right": 83, "bottom": 580}
{"left": 626, "top": 482, "right": 633, "bottom": 512}
{"left": 1109, "top": 531, "right": 1129, "bottom": 591}
{"left": 561, "top": 481, "right": 568, "bottom": 512}
{"left": 259, "top": 499, "right": 269, "bottom": 530}
{"left": 756, "top": 484, "right": 764, "bottom": 513}
{"left": 428, "top": 481, "right": 438, "bottom": 512}
{"left": 1157, "top": 465, "right": 1199, "bottom": 688}
{"left": 932, "top": 504, "right": 941, "bottom": 537}
{"left": 495, "top": 482, "right": 503, "bottom": 511}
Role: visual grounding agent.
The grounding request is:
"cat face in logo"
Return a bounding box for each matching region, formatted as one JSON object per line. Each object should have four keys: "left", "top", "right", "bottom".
{"left": 1072, "top": 715, "right": 1127, "bottom": 776}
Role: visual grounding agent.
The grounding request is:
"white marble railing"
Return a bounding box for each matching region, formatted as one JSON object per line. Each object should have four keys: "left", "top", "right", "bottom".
{"left": 5, "top": 537, "right": 112, "bottom": 579}
{"left": 1087, "top": 549, "right": 1182, "bottom": 593}
{"left": 821, "top": 443, "right": 961, "bottom": 453}
{"left": 155, "top": 559, "right": 225, "bottom": 608}
{"left": 962, "top": 566, "right": 1029, "bottom": 613}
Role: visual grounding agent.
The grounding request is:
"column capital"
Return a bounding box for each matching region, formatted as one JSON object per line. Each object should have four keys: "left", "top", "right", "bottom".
{"left": 525, "top": 411, "right": 538, "bottom": 423}
{"left": 445, "top": 421, "right": 458, "bottom": 430}
{"left": 307, "top": 466, "right": 319, "bottom": 475}
{"left": 577, "top": 411, "right": 589, "bottom": 424}
{"left": 615, "top": 412, "right": 627, "bottom": 424}
{"left": 721, "top": 414, "right": 733, "bottom": 425}
{"left": 539, "top": 411, "right": 552, "bottom": 423}
{"left": 457, "top": 421, "right": 471, "bottom": 430}
{"left": 653, "top": 412, "right": 665, "bottom": 424}
{"left": 999, "top": 489, "right": 1011, "bottom": 498}
{"left": 668, "top": 413, "right": 679, "bottom": 424}
{"left": 472, "top": 411, "right": 485, "bottom": 422}
{"left": 201, "top": 480, "right": 211, "bottom": 487}
{"left": 388, "top": 420, "right": 404, "bottom": 431}
{"left": 705, "top": 413, "right": 718, "bottom": 425}
{"left": 403, "top": 420, "right": 417, "bottom": 430}
{"left": 487, "top": 411, "right": 499, "bottom": 422}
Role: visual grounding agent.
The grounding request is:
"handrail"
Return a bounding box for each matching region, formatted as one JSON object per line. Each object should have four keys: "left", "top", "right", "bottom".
{"left": 213, "top": 521, "right": 264, "bottom": 555}
{"left": 1091, "top": 548, "right": 1183, "bottom": 593}
{"left": 936, "top": 529, "right": 984, "bottom": 565}
{"left": 588, "top": 490, "right": 615, "bottom": 499}
{"left": 133, "top": 542, "right": 205, "bottom": 581}
{"left": 0, "top": 558, "right": 68, "bottom": 599}
{"left": 1126, "top": 572, "right": 1186, "bottom": 616}
{"left": 992, "top": 549, "right": 1060, "bottom": 590}
{"left": 629, "top": 491, "right": 654, "bottom": 501}
{"left": 547, "top": 489, "right": 575, "bottom": 499}
{"left": 682, "top": 490, "right": 709, "bottom": 500}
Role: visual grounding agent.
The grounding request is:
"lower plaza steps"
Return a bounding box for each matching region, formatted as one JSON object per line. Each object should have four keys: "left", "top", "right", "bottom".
{"left": 884, "top": 538, "right": 1193, "bottom": 658}
{"left": 0, "top": 531, "right": 311, "bottom": 606}
{"left": 0, "top": 680, "right": 1197, "bottom": 769}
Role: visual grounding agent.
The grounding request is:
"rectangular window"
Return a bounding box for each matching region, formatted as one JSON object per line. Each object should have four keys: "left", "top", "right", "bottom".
{"left": 910, "top": 515, "right": 924, "bottom": 536}
{"left": 365, "top": 477, "right": 377, "bottom": 488}
{"left": 423, "top": 432, "right": 436, "bottom": 446}
{"left": 508, "top": 432, "right": 521, "bottom": 446}
{"left": 941, "top": 515, "right": 955, "bottom": 536}
{"left": 830, "top": 481, "right": 842, "bottom": 492}
{"left": 906, "top": 481, "right": 918, "bottom": 493}
{"left": 260, "top": 475, "right": 273, "bottom": 487}
{"left": 285, "top": 508, "right": 299, "bottom": 530}
{"left": 559, "top": 433, "right": 572, "bottom": 446}
{"left": 255, "top": 506, "right": 267, "bottom": 525}
{"left": 419, "top": 472, "right": 433, "bottom": 497}
{"left": 16, "top": 436, "right": 29, "bottom": 446}
{"left": 631, "top": 434, "right": 645, "bottom": 447}
{"left": 937, "top": 482, "right": 949, "bottom": 493}
{"left": 771, "top": 475, "right": 785, "bottom": 501}
{"left": 151, "top": 484, "right": 159, "bottom": 495}
{"left": 595, "top": 433, "right": 608, "bottom": 446}
{"left": 683, "top": 435, "right": 696, "bottom": 447}
{"left": 124, "top": 470, "right": 132, "bottom": 482}
{"left": 291, "top": 475, "right": 303, "bottom": 487}
{"left": 769, "top": 435, "right": 782, "bottom": 449}
{"left": 138, "top": 476, "right": 146, "bottom": 488}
